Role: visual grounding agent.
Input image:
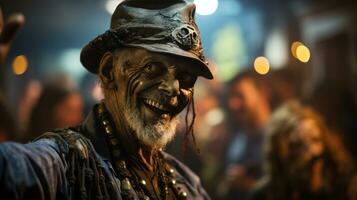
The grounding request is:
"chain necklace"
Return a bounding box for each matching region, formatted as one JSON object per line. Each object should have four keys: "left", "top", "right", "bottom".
{"left": 96, "top": 103, "right": 188, "bottom": 200}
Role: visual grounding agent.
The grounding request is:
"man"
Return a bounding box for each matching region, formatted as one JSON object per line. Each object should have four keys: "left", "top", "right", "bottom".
{"left": 219, "top": 70, "right": 271, "bottom": 200}
{"left": 0, "top": 0, "right": 212, "bottom": 199}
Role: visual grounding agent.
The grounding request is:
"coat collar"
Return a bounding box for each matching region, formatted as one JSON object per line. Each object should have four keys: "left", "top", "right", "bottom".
{"left": 79, "top": 107, "right": 112, "bottom": 160}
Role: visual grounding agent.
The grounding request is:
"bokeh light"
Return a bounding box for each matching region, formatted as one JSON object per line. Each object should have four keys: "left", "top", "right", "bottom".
{"left": 194, "top": 0, "right": 219, "bottom": 16}
{"left": 59, "top": 48, "right": 87, "bottom": 81}
{"left": 265, "top": 30, "right": 288, "bottom": 69}
{"left": 254, "top": 56, "right": 270, "bottom": 75}
{"left": 105, "top": 0, "right": 123, "bottom": 14}
{"left": 91, "top": 84, "right": 104, "bottom": 101}
{"left": 212, "top": 24, "right": 247, "bottom": 82}
{"left": 291, "top": 41, "right": 303, "bottom": 58}
{"left": 204, "top": 108, "right": 225, "bottom": 126}
{"left": 291, "top": 41, "right": 311, "bottom": 63}
{"left": 12, "top": 55, "right": 28, "bottom": 75}
{"left": 296, "top": 45, "right": 311, "bottom": 63}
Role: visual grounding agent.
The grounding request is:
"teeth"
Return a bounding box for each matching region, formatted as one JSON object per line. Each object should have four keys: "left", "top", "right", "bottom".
{"left": 144, "top": 99, "right": 167, "bottom": 111}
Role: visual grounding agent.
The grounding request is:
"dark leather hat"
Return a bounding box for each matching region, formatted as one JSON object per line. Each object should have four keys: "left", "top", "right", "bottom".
{"left": 80, "top": 0, "right": 213, "bottom": 79}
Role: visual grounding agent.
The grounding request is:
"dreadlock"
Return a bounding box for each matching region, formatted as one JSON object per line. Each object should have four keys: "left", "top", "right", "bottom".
{"left": 183, "top": 88, "right": 200, "bottom": 154}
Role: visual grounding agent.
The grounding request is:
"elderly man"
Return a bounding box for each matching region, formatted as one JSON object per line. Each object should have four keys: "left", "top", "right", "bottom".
{"left": 0, "top": 0, "right": 212, "bottom": 199}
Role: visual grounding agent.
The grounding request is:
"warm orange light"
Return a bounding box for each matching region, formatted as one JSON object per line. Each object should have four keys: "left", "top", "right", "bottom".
{"left": 12, "top": 55, "right": 28, "bottom": 75}
{"left": 296, "top": 45, "right": 311, "bottom": 63}
{"left": 254, "top": 56, "right": 270, "bottom": 75}
{"left": 291, "top": 41, "right": 303, "bottom": 58}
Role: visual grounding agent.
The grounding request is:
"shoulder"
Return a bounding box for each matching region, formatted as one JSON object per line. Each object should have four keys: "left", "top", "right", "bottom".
{"left": 161, "top": 151, "right": 200, "bottom": 184}
{"left": 35, "top": 128, "right": 92, "bottom": 158}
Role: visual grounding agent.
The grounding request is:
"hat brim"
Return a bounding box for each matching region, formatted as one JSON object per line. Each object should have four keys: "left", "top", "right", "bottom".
{"left": 80, "top": 34, "right": 213, "bottom": 80}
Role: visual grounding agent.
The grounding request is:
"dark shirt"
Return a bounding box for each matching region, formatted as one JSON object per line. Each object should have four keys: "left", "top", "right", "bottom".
{"left": 0, "top": 109, "right": 210, "bottom": 200}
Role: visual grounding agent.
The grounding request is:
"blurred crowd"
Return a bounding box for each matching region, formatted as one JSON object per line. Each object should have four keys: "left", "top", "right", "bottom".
{"left": 1, "top": 4, "right": 357, "bottom": 200}
{"left": 166, "top": 67, "right": 357, "bottom": 200}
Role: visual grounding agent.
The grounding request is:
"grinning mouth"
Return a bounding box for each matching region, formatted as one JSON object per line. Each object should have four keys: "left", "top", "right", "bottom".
{"left": 143, "top": 98, "right": 172, "bottom": 115}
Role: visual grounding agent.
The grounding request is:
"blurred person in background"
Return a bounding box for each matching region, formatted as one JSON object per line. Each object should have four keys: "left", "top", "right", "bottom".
{"left": 218, "top": 69, "right": 273, "bottom": 200}
{"left": 16, "top": 80, "right": 42, "bottom": 139}
{"left": 26, "top": 83, "right": 84, "bottom": 141}
{"left": 309, "top": 82, "right": 357, "bottom": 163}
{"left": 0, "top": 8, "right": 25, "bottom": 141}
{"left": 0, "top": 94, "right": 15, "bottom": 142}
{"left": 80, "top": 73, "right": 103, "bottom": 115}
{"left": 0, "top": 8, "right": 25, "bottom": 65}
{"left": 250, "top": 101, "right": 357, "bottom": 200}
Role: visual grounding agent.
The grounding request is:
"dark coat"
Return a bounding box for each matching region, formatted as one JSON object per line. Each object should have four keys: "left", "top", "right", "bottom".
{"left": 0, "top": 109, "right": 210, "bottom": 200}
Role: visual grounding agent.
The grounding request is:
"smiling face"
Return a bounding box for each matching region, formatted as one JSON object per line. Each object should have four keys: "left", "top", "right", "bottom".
{"left": 100, "top": 47, "right": 197, "bottom": 148}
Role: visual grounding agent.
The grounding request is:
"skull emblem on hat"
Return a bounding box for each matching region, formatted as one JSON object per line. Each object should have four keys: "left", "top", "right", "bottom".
{"left": 172, "top": 24, "right": 199, "bottom": 50}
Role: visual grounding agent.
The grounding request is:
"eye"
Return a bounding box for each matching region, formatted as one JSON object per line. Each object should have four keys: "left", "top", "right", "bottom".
{"left": 143, "top": 62, "right": 164, "bottom": 77}
{"left": 179, "top": 73, "right": 197, "bottom": 89}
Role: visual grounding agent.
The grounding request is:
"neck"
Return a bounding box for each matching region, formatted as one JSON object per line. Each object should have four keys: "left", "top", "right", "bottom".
{"left": 138, "top": 145, "right": 159, "bottom": 171}
{"left": 102, "top": 100, "right": 158, "bottom": 171}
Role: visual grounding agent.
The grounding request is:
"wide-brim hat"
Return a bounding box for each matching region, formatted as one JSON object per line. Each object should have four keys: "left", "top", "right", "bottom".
{"left": 80, "top": 0, "right": 213, "bottom": 79}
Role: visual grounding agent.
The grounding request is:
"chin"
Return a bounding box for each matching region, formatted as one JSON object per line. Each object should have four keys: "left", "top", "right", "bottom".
{"left": 124, "top": 105, "right": 179, "bottom": 149}
{"left": 138, "top": 116, "right": 178, "bottom": 148}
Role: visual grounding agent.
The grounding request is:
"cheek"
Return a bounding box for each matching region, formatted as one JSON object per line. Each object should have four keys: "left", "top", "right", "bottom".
{"left": 125, "top": 70, "right": 153, "bottom": 99}
{"left": 178, "top": 89, "right": 191, "bottom": 106}
{"left": 129, "top": 76, "right": 162, "bottom": 102}
{"left": 126, "top": 76, "right": 141, "bottom": 97}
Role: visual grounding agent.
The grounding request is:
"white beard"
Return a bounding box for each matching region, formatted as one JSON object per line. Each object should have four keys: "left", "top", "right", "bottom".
{"left": 124, "top": 108, "right": 178, "bottom": 149}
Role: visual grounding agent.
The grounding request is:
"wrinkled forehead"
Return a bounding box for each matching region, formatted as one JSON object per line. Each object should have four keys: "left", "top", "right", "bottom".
{"left": 114, "top": 47, "right": 201, "bottom": 76}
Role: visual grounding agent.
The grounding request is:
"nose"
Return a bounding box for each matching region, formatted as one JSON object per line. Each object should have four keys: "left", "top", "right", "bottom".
{"left": 158, "top": 73, "right": 180, "bottom": 97}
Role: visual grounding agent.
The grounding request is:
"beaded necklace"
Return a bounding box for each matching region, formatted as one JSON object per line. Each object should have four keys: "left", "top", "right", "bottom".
{"left": 96, "top": 103, "right": 188, "bottom": 200}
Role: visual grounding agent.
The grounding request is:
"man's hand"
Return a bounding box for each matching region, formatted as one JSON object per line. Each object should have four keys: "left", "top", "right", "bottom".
{"left": 0, "top": 7, "right": 25, "bottom": 63}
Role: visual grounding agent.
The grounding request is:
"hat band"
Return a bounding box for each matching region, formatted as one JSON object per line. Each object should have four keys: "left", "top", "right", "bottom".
{"left": 89, "top": 24, "right": 201, "bottom": 53}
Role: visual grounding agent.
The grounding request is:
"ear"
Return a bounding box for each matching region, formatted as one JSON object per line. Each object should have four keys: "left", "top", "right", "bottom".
{"left": 99, "top": 52, "right": 116, "bottom": 89}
